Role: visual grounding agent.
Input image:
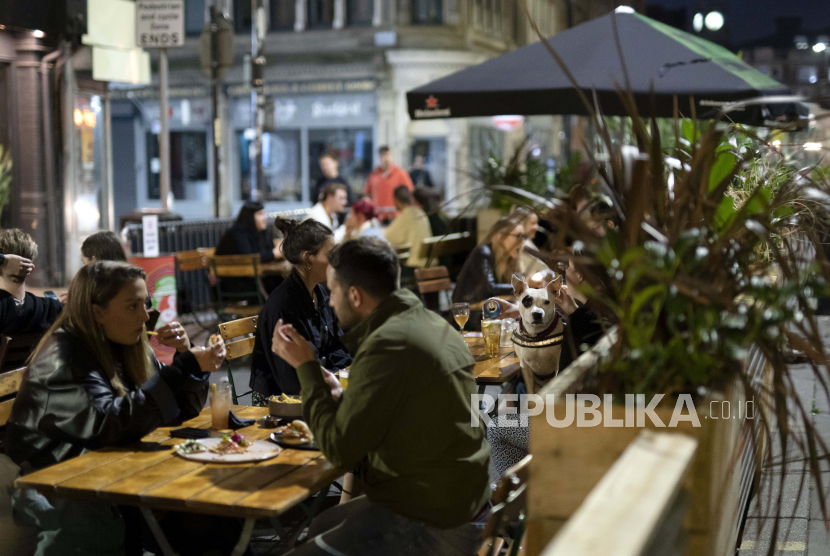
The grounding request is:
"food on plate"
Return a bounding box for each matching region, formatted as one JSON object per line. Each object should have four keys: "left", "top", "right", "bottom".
{"left": 269, "top": 393, "right": 301, "bottom": 404}
{"left": 178, "top": 439, "right": 206, "bottom": 454}
{"left": 275, "top": 420, "right": 313, "bottom": 444}
{"left": 209, "top": 433, "right": 250, "bottom": 455}
{"left": 209, "top": 333, "right": 223, "bottom": 347}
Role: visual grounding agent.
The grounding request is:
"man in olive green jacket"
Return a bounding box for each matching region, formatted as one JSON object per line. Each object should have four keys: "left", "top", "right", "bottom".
{"left": 272, "top": 237, "right": 490, "bottom": 556}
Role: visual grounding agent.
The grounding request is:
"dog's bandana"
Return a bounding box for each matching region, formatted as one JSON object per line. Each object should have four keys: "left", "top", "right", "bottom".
{"left": 512, "top": 313, "right": 564, "bottom": 348}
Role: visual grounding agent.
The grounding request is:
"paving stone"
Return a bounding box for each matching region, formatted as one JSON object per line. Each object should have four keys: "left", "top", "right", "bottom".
{"left": 808, "top": 519, "right": 830, "bottom": 556}
{"left": 749, "top": 473, "right": 812, "bottom": 519}
{"left": 740, "top": 518, "right": 808, "bottom": 555}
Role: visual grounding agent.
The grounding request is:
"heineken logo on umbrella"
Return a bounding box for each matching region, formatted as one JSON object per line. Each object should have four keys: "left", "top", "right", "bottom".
{"left": 415, "top": 95, "right": 451, "bottom": 118}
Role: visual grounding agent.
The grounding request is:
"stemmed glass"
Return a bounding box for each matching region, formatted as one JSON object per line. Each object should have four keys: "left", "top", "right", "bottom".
{"left": 452, "top": 302, "right": 471, "bottom": 334}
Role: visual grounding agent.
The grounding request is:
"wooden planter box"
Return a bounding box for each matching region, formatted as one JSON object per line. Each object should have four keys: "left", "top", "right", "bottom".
{"left": 527, "top": 331, "right": 767, "bottom": 556}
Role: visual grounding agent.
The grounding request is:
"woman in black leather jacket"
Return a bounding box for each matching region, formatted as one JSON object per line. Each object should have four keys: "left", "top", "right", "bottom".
{"left": 6, "top": 262, "right": 232, "bottom": 556}
{"left": 452, "top": 216, "right": 527, "bottom": 327}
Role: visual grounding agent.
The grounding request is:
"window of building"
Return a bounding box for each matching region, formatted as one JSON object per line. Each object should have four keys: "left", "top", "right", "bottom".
{"left": 185, "top": 0, "right": 205, "bottom": 36}
{"left": 233, "top": 0, "right": 253, "bottom": 32}
{"left": 308, "top": 0, "right": 335, "bottom": 28}
{"left": 412, "top": 0, "right": 442, "bottom": 25}
{"left": 146, "top": 131, "right": 210, "bottom": 201}
{"left": 272, "top": 0, "right": 296, "bottom": 30}
{"left": 798, "top": 66, "right": 818, "bottom": 84}
{"left": 347, "top": 0, "right": 374, "bottom": 26}
{"left": 238, "top": 130, "right": 302, "bottom": 202}
{"left": 308, "top": 128, "right": 373, "bottom": 199}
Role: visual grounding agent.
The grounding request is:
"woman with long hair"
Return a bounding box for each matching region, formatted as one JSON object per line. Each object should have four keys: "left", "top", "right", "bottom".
{"left": 215, "top": 201, "right": 282, "bottom": 295}
{"left": 250, "top": 218, "right": 350, "bottom": 407}
{"left": 6, "top": 261, "right": 231, "bottom": 556}
{"left": 452, "top": 215, "right": 527, "bottom": 316}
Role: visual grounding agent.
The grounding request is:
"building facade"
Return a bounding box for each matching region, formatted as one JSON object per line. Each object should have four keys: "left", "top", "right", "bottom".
{"left": 109, "top": 0, "right": 570, "bottom": 222}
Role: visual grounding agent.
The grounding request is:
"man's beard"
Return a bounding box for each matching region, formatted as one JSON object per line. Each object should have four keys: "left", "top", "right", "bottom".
{"left": 334, "top": 299, "right": 362, "bottom": 332}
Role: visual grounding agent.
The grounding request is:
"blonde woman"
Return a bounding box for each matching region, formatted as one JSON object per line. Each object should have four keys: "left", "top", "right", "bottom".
{"left": 6, "top": 262, "right": 235, "bottom": 556}
{"left": 510, "top": 205, "right": 554, "bottom": 286}
{"left": 452, "top": 216, "right": 526, "bottom": 326}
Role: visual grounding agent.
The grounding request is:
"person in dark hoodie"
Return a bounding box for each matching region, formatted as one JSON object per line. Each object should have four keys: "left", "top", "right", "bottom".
{"left": 0, "top": 229, "right": 62, "bottom": 335}
{"left": 249, "top": 217, "right": 350, "bottom": 407}
{"left": 215, "top": 201, "right": 282, "bottom": 296}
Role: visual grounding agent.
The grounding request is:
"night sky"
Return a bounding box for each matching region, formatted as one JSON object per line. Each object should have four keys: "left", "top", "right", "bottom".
{"left": 646, "top": 0, "right": 830, "bottom": 46}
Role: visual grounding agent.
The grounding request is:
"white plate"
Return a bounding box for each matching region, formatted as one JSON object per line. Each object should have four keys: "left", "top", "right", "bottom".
{"left": 174, "top": 438, "right": 282, "bottom": 463}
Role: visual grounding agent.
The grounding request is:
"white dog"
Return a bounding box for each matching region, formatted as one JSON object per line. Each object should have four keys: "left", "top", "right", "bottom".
{"left": 511, "top": 274, "right": 565, "bottom": 394}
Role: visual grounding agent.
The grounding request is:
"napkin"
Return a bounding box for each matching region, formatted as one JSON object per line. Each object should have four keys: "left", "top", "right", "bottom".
{"left": 228, "top": 410, "right": 255, "bottom": 429}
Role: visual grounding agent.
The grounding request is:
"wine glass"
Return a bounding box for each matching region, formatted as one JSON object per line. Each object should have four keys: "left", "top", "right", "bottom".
{"left": 452, "top": 302, "right": 470, "bottom": 334}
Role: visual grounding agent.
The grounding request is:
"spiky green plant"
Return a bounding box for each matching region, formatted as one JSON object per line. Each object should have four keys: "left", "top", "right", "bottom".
{"left": 467, "top": 7, "right": 830, "bottom": 552}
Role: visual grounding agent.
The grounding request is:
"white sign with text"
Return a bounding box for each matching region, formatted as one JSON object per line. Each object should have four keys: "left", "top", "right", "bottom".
{"left": 136, "top": 1, "right": 185, "bottom": 49}
{"left": 142, "top": 215, "right": 160, "bottom": 257}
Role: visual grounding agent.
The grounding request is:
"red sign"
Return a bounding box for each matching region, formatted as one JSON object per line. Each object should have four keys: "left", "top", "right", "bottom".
{"left": 129, "top": 256, "right": 177, "bottom": 364}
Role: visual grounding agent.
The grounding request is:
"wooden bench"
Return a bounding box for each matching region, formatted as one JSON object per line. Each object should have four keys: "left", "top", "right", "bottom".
{"left": 174, "top": 248, "right": 213, "bottom": 272}
{"left": 479, "top": 454, "right": 532, "bottom": 556}
{"left": 0, "top": 333, "right": 43, "bottom": 374}
{"left": 414, "top": 266, "right": 452, "bottom": 312}
{"left": 211, "top": 254, "right": 265, "bottom": 321}
{"left": 217, "top": 316, "right": 258, "bottom": 404}
{"left": 0, "top": 367, "right": 25, "bottom": 451}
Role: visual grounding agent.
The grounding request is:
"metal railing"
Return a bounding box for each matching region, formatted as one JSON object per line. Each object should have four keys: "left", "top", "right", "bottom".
{"left": 123, "top": 209, "right": 310, "bottom": 314}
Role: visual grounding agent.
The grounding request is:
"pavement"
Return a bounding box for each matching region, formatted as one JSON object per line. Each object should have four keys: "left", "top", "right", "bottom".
{"left": 740, "top": 317, "right": 830, "bottom": 555}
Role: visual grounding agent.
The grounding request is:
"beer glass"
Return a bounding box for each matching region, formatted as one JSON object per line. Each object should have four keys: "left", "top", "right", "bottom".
{"left": 210, "top": 381, "right": 232, "bottom": 430}
{"left": 452, "top": 303, "right": 470, "bottom": 333}
{"left": 481, "top": 319, "right": 501, "bottom": 357}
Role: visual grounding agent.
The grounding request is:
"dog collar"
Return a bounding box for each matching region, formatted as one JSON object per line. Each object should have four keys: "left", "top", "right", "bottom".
{"left": 512, "top": 314, "right": 564, "bottom": 348}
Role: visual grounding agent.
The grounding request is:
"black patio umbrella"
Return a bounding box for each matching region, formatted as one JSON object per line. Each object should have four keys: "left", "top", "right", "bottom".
{"left": 407, "top": 8, "right": 807, "bottom": 127}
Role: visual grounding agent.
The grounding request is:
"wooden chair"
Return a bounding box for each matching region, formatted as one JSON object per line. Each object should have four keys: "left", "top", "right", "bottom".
{"left": 217, "top": 316, "right": 257, "bottom": 404}
{"left": 479, "top": 455, "right": 532, "bottom": 556}
{"left": 211, "top": 254, "right": 265, "bottom": 322}
{"left": 0, "top": 333, "right": 43, "bottom": 374}
{"left": 415, "top": 266, "right": 452, "bottom": 313}
{"left": 0, "top": 367, "right": 25, "bottom": 452}
{"left": 174, "top": 248, "right": 212, "bottom": 272}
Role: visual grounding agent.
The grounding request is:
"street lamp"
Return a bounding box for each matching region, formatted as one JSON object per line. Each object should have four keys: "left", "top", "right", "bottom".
{"left": 704, "top": 11, "right": 724, "bottom": 32}
{"left": 693, "top": 13, "right": 703, "bottom": 33}
{"left": 814, "top": 43, "right": 827, "bottom": 53}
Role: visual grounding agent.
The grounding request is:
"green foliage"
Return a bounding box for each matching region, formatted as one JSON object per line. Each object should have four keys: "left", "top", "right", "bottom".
{"left": 0, "top": 145, "right": 10, "bottom": 222}
{"left": 472, "top": 136, "right": 549, "bottom": 212}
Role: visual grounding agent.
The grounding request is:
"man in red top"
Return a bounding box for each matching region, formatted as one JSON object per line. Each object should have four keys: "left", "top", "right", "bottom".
{"left": 364, "top": 146, "right": 413, "bottom": 221}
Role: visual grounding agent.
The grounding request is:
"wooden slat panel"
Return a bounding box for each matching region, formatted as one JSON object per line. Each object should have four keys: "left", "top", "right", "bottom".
{"left": 15, "top": 447, "right": 137, "bottom": 491}
{"left": 233, "top": 456, "right": 341, "bottom": 516}
{"left": 0, "top": 368, "right": 24, "bottom": 397}
{"left": 213, "top": 266, "right": 258, "bottom": 278}
{"left": 540, "top": 431, "right": 697, "bottom": 556}
{"left": 100, "top": 457, "right": 203, "bottom": 504}
{"left": 0, "top": 398, "right": 15, "bottom": 427}
{"left": 418, "top": 278, "right": 451, "bottom": 294}
{"left": 218, "top": 317, "right": 258, "bottom": 340}
{"left": 141, "top": 463, "right": 254, "bottom": 509}
{"left": 415, "top": 266, "right": 449, "bottom": 281}
{"left": 185, "top": 451, "right": 322, "bottom": 516}
{"left": 175, "top": 250, "right": 210, "bottom": 271}
{"left": 226, "top": 337, "right": 256, "bottom": 360}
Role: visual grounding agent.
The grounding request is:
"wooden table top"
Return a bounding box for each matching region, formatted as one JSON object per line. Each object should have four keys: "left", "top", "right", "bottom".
{"left": 466, "top": 333, "right": 522, "bottom": 384}
{"left": 15, "top": 406, "right": 342, "bottom": 519}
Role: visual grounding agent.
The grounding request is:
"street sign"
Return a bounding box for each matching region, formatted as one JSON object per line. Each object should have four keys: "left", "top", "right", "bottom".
{"left": 136, "top": 1, "right": 185, "bottom": 49}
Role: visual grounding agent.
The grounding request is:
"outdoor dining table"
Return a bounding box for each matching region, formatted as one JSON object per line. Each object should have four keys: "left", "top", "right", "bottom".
{"left": 465, "top": 333, "right": 521, "bottom": 392}
{"left": 14, "top": 405, "right": 343, "bottom": 556}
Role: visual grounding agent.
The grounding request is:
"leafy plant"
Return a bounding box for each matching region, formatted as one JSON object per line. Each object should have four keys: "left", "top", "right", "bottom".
{"left": 0, "top": 145, "right": 10, "bottom": 222}
{"left": 471, "top": 135, "right": 549, "bottom": 212}
{"left": 472, "top": 8, "right": 830, "bottom": 550}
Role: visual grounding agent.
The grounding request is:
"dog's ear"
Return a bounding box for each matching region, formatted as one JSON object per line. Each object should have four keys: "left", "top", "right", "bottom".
{"left": 512, "top": 273, "right": 527, "bottom": 297}
{"left": 547, "top": 275, "right": 563, "bottom": 297}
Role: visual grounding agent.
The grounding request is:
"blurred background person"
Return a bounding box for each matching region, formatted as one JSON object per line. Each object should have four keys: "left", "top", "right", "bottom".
{"left": 511, "top": 205, "right": 553, "bottom": 286}
{"left": 313, "top": 153, "right": 353, "bottom": 227}
{"left": 452, "top": 215, "right": 526, "bottom": 328}
{"left": 408, "top": 154, "right": 434, "bottom": 189}
{"left": 215, "top": 201, "right": 282, "bottom": 296}
{"left": 0, "top": 229, "right": 62, "bottom": 335}
{"left": 364, "top": 146, "right": 413, "bottom": 222}
{"left": 413, "top": 187, "right": 449, "bottom": 237}
{"left": 81, "top": 231, "right": 128, "bottom": 264}
{"left": 343, "top": 199, "right": 387, "bottom": 242}
{"left": 306, "top": 183, "right": 348, "bottom": 233}
{"left": 384, "top": 186, "right": 432, "bottom": 276}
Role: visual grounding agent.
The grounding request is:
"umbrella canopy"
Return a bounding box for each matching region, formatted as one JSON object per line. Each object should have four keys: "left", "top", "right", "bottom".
{"left": 407, "top": 8, "right": 804, "bottom": 127}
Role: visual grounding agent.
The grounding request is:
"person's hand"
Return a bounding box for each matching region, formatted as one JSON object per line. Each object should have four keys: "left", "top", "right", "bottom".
{"left": 486, "top": 297, "right": 520, "bottom": 320}
{"left": 189, "top": 341, "right": 226, "bottom": 373}
{"left": 271, "top": 319, "right": 316, "bottom": 369}
{"left": 156, "top": 322, "right": 190, "bottom": 353}
{"left": 3, "top": 255, "right": 34, "bottom": 278}
{"left": 323, "top": 369, "right": 343, "bottom": 402}
{"left": 57, "top": 290, "right": 68, "bottom": 304}
{"left": 556, "top": 285, "right": 579, "bottom": 316}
